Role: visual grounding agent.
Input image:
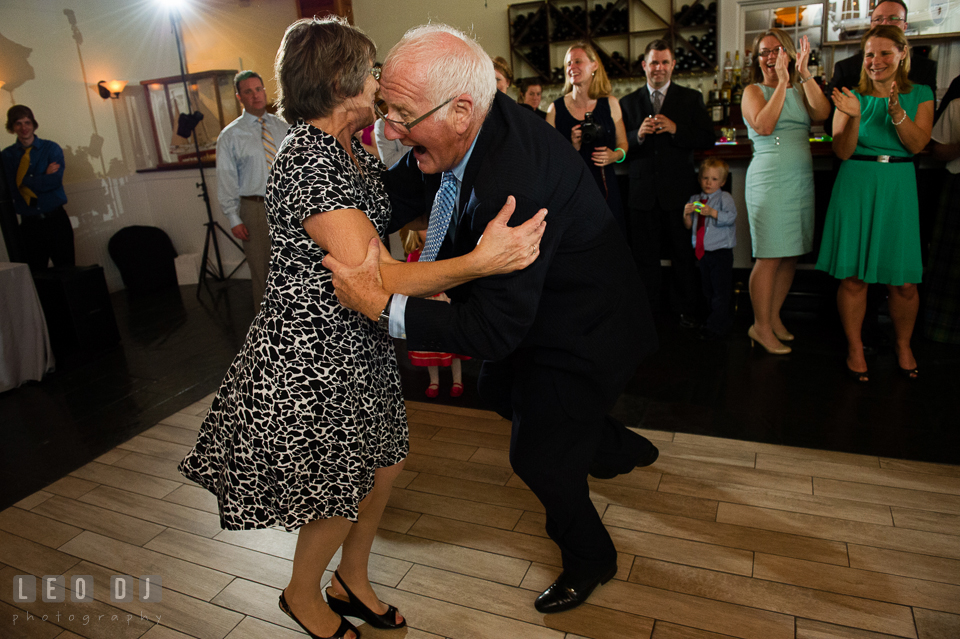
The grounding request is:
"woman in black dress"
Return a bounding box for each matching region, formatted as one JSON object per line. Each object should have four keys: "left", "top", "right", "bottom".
{"left": 546, "top": 42, "right": 628, "bottom": 230}
{"left": 179, "top": 17, "right": 546, "bottom": 639}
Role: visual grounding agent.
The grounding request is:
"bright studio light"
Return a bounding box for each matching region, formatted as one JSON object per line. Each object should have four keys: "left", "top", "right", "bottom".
{"left": 158, "top": 0, "right": 189, "bottom": 10}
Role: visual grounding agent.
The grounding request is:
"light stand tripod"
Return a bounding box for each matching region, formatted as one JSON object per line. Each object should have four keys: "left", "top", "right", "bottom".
{"left": 169, "top": 9, "right": 245, "bottom": 299}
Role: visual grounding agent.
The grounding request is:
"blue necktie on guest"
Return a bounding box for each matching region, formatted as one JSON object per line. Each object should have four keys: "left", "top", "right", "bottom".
{"left": 420, "top": 171, "right": 458, "bottom": 263}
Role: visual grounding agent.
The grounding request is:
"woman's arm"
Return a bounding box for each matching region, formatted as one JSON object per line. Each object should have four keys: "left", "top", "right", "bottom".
{"left": 741, "top": 55, "right": 789, "bottom": 136}
{"left": 304, "top": 197, "right": 547, "bottom": 299}
{"left": 890, "top": 84, "right": 933, "bottom": 155}
{"left": 795, "top": 35, "right": 831, "bottom": 122}
{"left": 610, "top": 96, "right": 629, "bottom": 154}
{"left": 831, "top": 88, "right": 861, "bottom": 160}
{"left": 591, "top": 96, "right": 629, "bottom": 166}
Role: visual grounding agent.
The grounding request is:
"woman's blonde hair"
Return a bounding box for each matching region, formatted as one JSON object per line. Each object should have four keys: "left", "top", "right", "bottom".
{"left": 857, "top": 25, "right": 913, "bottom": 95}
{"left": 748, "top": 28, "right": 798, "bottom": 86}
{"left": 562, "top": 42, "right": 611, "bottom": 99}
{"left": 400, "top": 227, "right": 424, "bottom": 256}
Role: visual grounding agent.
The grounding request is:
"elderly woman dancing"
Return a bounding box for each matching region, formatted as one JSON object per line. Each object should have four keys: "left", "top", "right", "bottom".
{"left": 816, "top": 25, "right": 932, "bottom": 381}
{"left": 179, "top": 17, "right": 545, "bottom": 639}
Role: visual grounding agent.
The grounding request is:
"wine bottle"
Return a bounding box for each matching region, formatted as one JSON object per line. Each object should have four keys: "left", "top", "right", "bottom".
{"left": 709, "top": 84, "right": 723, "bottom": 124}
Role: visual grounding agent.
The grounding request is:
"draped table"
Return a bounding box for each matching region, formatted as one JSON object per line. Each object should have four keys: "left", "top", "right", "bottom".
{"left": 0, "top": 262, "right": 55, "bottom": 392}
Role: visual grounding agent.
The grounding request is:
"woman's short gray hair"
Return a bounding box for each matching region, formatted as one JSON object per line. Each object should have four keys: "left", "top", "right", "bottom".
{"left": 385, "top": 24, "right": 496, "bottom": 122}
{"left": 274, "top": 16, "right": 376, "bottom": 123}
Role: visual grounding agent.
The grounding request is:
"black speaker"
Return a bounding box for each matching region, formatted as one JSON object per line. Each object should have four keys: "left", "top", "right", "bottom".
{"left": 32, "top": 266, "right": 120, "bottom": 359}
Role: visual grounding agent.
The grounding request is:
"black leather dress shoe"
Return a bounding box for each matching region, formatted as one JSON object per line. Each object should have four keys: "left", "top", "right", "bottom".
{"left": 535, "top": 563, "right": 618, "bottom": 613}
{"left": 588, "top": 443, "right": 659, "bottom": 479}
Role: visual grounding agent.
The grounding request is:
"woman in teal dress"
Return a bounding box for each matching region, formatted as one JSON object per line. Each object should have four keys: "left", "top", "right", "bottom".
{"left": 816, "top": 25, "right": 933, "bottom": 381}
{"left": 742, "top": 29, "right": 831, "bottom": 355}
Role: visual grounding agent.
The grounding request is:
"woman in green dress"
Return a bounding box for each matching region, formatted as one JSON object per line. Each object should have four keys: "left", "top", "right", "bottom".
{"left": 816, "top": 25, "right": 933, "bottom": 381}
{"left": 742, "top": 29, "right": 831, "bottom": 355}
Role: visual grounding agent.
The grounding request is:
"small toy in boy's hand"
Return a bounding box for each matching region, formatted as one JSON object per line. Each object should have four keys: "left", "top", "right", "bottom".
{"left": 693, "top": 201, "right": 704, "bottom": 213}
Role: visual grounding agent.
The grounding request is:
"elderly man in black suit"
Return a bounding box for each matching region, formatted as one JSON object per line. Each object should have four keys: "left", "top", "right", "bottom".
{"left": 620, "top": 40, "right": 716, "bottom": 325}
{"left": 324, "top": 23, "right": 660, "bottom": 614}
{"left": 826, "top": 0, "right": 938, "bottom": 134}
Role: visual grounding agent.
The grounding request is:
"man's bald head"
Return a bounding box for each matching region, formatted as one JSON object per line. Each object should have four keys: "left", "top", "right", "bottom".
{"left": 384, "top": 24, "right": 496, "bottom": 123}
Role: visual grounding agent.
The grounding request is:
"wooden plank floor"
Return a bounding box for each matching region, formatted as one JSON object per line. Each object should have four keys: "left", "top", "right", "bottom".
{"left": 2, "top": 398, "right": 959, "bottom": 639}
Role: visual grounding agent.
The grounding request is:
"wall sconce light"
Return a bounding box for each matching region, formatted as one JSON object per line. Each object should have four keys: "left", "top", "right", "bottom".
{"left": 97, "top": 80, "right": 128, "bottom": 99}
{"left": 0, "top": 81, "right": 5, "bottom": 91}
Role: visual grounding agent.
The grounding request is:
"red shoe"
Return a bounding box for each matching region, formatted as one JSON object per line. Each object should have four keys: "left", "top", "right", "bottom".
{"left": 425, "top": 383, "right": 439, "bottom": 398}
{"left": 450, "top": 383, "right": 464, "bottom": 397}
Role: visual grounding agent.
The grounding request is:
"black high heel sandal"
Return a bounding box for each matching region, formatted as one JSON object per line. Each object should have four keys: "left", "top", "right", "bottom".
{"left": 326, "top": 570, "right": 406, "bottom": 630}
{"left": 845, "top": 365, "right": 869, "bottom": 383}
{"left": 898, "top": 365, "right": 919, "bottom": 380}
{"left": 279, "top": 590, "right": 360, "bottom": 639}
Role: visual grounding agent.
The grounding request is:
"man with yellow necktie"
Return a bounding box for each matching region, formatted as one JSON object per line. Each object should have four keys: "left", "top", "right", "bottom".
{"left": 216, "top": 70, "right": 290, "bottom": 313}
{"left": 2, "top": 105, "right": 74, "bottom": 271}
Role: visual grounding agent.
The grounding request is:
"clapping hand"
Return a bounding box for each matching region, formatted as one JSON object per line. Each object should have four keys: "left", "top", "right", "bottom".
{"left": 775, "top": 48, "right": 790, "bottom": 86}
{"left": 45, "top": 162, "right": 61, "bottom": 175}
{"left": 832, "top": 87, "right": 861, "bottom": 119}
{"left": 887, "top": 81, "right": 906, "bottom": 122}
{"left": 796, "top": 36, "right": 811, "bottom": 77}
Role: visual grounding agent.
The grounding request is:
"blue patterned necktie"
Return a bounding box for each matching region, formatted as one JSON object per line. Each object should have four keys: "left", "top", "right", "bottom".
{"left": 420, "top": 171, "right": 458, "bottom": 263}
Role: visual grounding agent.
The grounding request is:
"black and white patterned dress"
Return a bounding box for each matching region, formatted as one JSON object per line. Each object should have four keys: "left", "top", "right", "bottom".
{"left": 179, "top": 122, "right": 408, "bottom": 531}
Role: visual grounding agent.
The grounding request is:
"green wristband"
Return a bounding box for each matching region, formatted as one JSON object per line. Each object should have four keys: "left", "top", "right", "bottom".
{"left": 614, "top": 147, "right": 626, "bottom": 163}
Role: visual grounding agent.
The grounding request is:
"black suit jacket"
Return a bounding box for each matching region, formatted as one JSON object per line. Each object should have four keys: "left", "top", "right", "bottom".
{"left": 825, "top": 53, "right": 938, "bottom": 134}
{"left": 935, "top": 73, "right": 960, "bottom": 122}
{"left": 620, "top": 83, "right": 716, "bottom": 211}
{"left": 385, "top": 93, "right": 656, "bottom": 415}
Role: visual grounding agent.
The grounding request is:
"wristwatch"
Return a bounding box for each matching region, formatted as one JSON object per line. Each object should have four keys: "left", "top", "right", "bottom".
{"left": 377, "top": 295, "right": 393, "bottom": 332}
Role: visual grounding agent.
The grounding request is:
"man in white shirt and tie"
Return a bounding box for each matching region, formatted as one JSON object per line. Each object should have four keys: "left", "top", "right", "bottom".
{"left": 216, "top": 70, "right": 290, "bottom": 312}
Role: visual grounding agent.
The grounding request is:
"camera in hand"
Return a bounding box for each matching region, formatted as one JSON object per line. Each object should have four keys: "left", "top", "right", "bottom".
{"left": 580, "top": 111, "right": 605, "bottom": 146}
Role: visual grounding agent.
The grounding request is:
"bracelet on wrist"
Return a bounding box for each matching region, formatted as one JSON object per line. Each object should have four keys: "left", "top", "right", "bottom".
{"left": 798, "top": 75, "right": 813, "bottom": 84}
{"left": 892, "top": 110, "right": 908, "bottom": 126}
{"left": 614, "top": 147, "right": 626, "bottom": 163}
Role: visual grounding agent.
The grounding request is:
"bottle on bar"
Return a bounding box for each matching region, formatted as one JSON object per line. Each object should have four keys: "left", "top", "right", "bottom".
{"left": 733, "top": 50, "right": 741, "bottom": 87}
{"left": 709, "top": 75, "right": 723, "bottom": 124}
{"left": 720, "top": 66, "right": 732, "bottom": 105}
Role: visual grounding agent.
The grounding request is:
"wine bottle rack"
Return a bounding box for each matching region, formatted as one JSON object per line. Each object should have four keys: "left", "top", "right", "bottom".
{"left": 509, "top": 0, "right": 717, "bottom": 84}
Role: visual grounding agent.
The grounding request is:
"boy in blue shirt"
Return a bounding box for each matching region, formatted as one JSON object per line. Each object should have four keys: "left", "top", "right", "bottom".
{"left": 683, "top": 158, "right": 736, "bottom": 339}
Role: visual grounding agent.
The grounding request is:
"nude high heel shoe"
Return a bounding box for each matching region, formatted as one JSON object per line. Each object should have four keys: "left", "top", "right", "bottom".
{"left": 748, "top": 325, "right": 791, "bottom": 355}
